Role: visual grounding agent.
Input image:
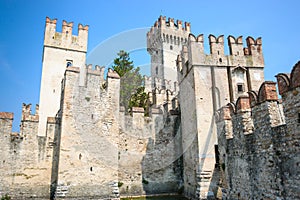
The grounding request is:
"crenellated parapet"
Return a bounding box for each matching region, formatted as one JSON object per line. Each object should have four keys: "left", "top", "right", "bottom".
{"left": 164, "top": 79, "right": 178, "bottom": 92}
{"left": 107, "top": 68, "right": 120, "bottom": 79}
{"left": 0, "top": 112, "right": 14, "bottom": 120}
{"left": 276, "top": 60, "right": 300, "bottom": 96}
{"left": 85, "top": 64, "right": 105, "bottom": 76}
{"left": 21, "top": 103, "right": 39, "bottom": 122}
{"left": 179, "top": 34, "right": 264, "bottom": 77}
{"left": 144, "top": 75, "right": 178, "bottom": 93}
{"left": 216, "top": 63, "right": 300, "bottom": 199}
{"left": 152, "top": 88, "right": 176, "bottom": 109}
{"left": 276, "top": 61, "right": 300, "bottom": 127}
{"left": 67, "top": 64, "right": 108, "bottom": 87}
{"left": 147, "top": 16, "right": 190, "bottom": 59}
{"left": 209, "top": 34, "right": 225, "bottom": 55}
{"left": 217, "top": 81, "right": 281, "bottom": 136}
{"left": 65, "top": 65, "right": 119, "bottom": 89}
{"left": 147, "top": 16, "right": 190, "bottom": 90}
{"left": 44, "top": 17, "right": 89, "bottom": 52}
{"left": 0, "top": 112, "right": 14, "bottom": 137}
{"left": 144, "top": 75, "right": 152, "bottom": 93}
{"left": 147, "top": 16, "right": 190, "bottom": 52}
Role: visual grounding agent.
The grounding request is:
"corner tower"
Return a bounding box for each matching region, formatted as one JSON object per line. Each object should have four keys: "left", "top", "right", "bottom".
{"left": 38, "top": 17, "right": 89, "bottom": 136}
{"left": 147, "top": 16, "right": 190, "bottom": 89}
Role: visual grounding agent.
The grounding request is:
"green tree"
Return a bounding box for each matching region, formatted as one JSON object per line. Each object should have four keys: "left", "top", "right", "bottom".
{"left": 1, "top": 194, "right": 11, "bottom": 200}
{"left": 112, "top": 50, "right": 144, "bottom": 113}
{"left": 112, "top": 50, "right": 134, "bottom": 77}
{"left": 128, "top": 86, "right": 149, "bottom": 114}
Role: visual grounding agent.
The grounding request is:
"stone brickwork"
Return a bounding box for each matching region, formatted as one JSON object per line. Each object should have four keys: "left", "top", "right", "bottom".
{"left": 38, "top": 17, "right": 88, "bottom": 137}
{"left": 51, "top": 66, "right": 120, "bottom": 199}
{"left": 0, "top": 16, "right": 299, "bottom": 200}
{"left": 216, "top": 62, "right": 300, "bottom": 199}
{"left": 177, "top": 32, "right": 265, "bottom": 199}
{"left": 118, "top": 107, "right": 182, "bottom": 196}
{"left": 0, "top": 104, "right": 54, "bottom": 199}
{"left": 147, "top": 16, "right": 190, "bottom": 90}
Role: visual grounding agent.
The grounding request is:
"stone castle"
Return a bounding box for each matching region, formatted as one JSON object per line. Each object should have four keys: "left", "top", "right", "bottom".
{"left": 0, "top": 16, "right": 298, "bottom": 199}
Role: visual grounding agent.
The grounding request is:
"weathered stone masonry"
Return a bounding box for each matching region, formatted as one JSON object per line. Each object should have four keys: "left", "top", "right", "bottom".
{"left": 216, "top": 62, "right": 300, "bottom": 199}
{"left": 0, "top": 15, "right": 299, "bottom": 200}
{"left": 177, "top": 32, "right": 264, "bottom": 199}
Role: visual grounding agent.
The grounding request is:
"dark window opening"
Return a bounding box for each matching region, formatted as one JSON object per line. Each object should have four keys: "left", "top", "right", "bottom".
{"left": 170, "top": 45, "right": 173, "bottom": 50}
{"left": 90, "top": 167, "right": 93, "bottom": 172}
{"left": 66, "top": 61, "right": 73, "bottom": 67}
{"left": 155, "top": 67, "right": 158, "bottom": 75}
{"left": 237, "top": 84, "right": 244, "bottom": 93}
{"left": 53, "top": 89, "right": 55, "bottom": 93}
{"left": 79, "top": 153, "right": 82, "bottom": 160}
{"left": 215, "top": 145, "right": 219, "bottom": 168}
{"left": 217, "top": 51, "right": 220, "bottom": 55}
{"left": 219, "top": 58, "right": 222, "bottom": 63}
{"left": 298, "top": 113, "right": 300, "bottom": 123}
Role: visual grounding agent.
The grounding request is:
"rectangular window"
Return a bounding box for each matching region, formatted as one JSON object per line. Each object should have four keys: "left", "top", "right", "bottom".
{"left": 237, "top": 84, "right": 244, "bottom": 93}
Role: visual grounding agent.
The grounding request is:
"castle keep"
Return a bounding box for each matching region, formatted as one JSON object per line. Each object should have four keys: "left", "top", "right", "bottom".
{"left": 0, "top": 16, "right": 299, "bottom": 200}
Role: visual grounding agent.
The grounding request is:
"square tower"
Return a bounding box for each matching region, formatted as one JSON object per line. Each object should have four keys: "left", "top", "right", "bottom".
{"left": 178, "top": 33, "right": 264, "bottom": 199}
{"left": 147, "top": 16, "right": 190, "bottom": 90}
{"left": 38, "top": 17, "right": 88, "bottom": 136}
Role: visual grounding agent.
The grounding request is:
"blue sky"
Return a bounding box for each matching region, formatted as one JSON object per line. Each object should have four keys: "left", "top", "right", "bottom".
{"left": 0, "top": 0, "right": 299, "bottom": 131}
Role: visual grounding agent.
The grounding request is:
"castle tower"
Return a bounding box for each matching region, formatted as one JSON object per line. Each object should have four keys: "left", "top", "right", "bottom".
{"left": 177, "top": 34, "right": 265, "bottom": 199}
{"left": 38, "top": 17, "right": 89, "bottom": 136}
{"left": 147, "top": 16, "right": 190, "bottom": 89}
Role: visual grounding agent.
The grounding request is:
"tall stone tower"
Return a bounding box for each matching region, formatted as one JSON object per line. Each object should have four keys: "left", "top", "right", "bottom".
{"left": 147, "top": 16, "right": 190, "bottom": 89}
{"left": 38, "top": 17, "right": 88, "bottom": 136}
{"left": 178, "top": 34, "right": 265, "bottom": 199}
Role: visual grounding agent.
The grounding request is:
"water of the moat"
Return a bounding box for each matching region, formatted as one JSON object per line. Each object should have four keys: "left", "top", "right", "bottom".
{"left": 121, "top": 195, "right": 188, "bottom": 200}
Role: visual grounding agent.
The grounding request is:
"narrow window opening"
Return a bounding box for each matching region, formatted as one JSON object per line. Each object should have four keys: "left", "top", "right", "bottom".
{"left": 79, "top": 153, "right": 82, "bottom": 160}
{"left": 91, "top": 114, "right": 93, "bottom": 119}
{"left": 298, "top": 113, "right": 300, "bottom": 123}
{"left": 170, "top": 45, "right": 173, "bottom": 50}
{"left": 155, "top": 67, "right": 158, "bottom": 75}
{"left": 219, "top": 58, "right": 222, "bottom": 63}
{"left": 53, "top": 89, "right": 55, "bottom": 93}
{"left": 66, "top": 60, "right": 73, "bottom": 68}
{"left": 90, "top": 167, "right": 93, "bottom": 172}
{"left": 217, "top": 51, "right": 220, "bottom": 55}
{"left": 237, "top": 51, "right": 239, "bottom": 55}
{"left": 237, "top": 84, "right": 244, "bottom": 93}
{"left": 214, "top": 145, "right": 219, "bottom": 167}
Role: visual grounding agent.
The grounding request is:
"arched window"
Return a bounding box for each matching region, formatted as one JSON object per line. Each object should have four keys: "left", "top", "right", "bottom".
{"left": 66, "top": 60, "right": 73, "bottom": 67}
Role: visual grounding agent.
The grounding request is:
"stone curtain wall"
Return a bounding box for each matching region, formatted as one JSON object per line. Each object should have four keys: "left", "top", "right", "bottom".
{"left": 216, "top": 61, "right": 300, "bottom": 199}
{"left": 118, "top": 108, "right": 182, "bottom": 196}
{"left": 52, "top": 66, "right": 121, "bottom": 199}
{"left": 0, "top": 105, "right": 54, "bottom": 199}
